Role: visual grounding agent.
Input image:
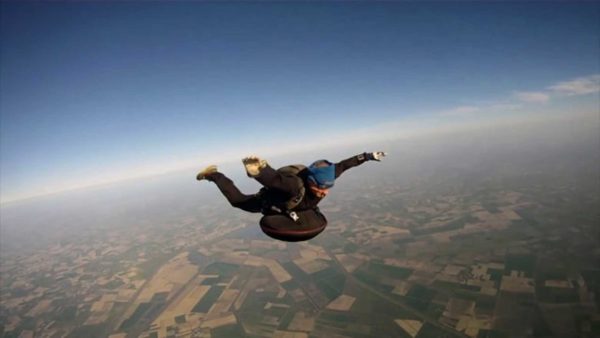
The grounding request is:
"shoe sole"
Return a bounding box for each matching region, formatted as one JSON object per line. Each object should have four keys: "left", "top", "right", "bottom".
{"left": 196, "top": 165, "right": 217, "bottom": 180}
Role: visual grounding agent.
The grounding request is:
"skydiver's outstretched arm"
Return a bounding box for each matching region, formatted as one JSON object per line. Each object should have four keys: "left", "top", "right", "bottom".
{"left": 334, "top": 152, "right": 387, "bottom": 178}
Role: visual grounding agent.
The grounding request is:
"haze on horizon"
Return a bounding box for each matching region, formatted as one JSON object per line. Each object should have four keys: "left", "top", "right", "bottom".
{"left": 1, "top": 110, "right": 598, "bottom": 257}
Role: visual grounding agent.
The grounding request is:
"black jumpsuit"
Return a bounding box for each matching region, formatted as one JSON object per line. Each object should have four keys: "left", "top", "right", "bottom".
{"left": 206, "top": 153, "right": 370, "bottom": 240}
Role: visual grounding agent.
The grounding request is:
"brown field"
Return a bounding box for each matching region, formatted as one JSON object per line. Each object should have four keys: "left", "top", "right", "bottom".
{"left": 26, "top": 299, "right": 52, "bottom": 317}
{"left": 234, "top": 289, "right": 249, "bottom": 311}
{"left": 484, "top": 262, "right": 505, "bottom": 270}
{"left": 465, "top": 279, "right": 497, "bottom": 294}
{"left": 265, "top": 302, "right": 290, "bottom": 310}
{"left": 153, "top": 284, "right": 211, "bottom": 327}
{"left": 544, "top": 280, "right": 572, "bottom": 288}
{"left": 335, "top": 253, "right": 368, "bottom": 273}
{"left": 326, "top": 294, "right": 356, "bottom": 311}
{"left": 244, "top": 255, "right": 264, "bottom": 267}
{"left": 273, "top": 331, "right": 309, "bottom": 338}
{"left": 392, "top": 281, "right": 411, "bottom": 296}
{"left": 137, "top": 252, "right": 198, "bottom": 302}
{"left": 287, "top": 311, "right": 315, "bottom": 332}
{"left": 383, "top": 258, "right": 427, "bottom": 270}
{"left": 222, "top": 251, "right": 249, "bottom": 265}
{"left": 500, "top": 275, "right": 535, "bottom": 293}
{"left": 468, "top": 207, "right": 521, "bottom": 232}
{"left": 420, "top": 217, "right": 457, "bottom": 230}
{"left": 3, "top": 316, "right": 20, "bottom": 332}
{"left": 244, "top": 255, "right": 292, "bottom": 283}
{"left": 442, "top": 265, "right": 465, "bottom": 276}
{"left": 108, "top": 334, "right": 127, "bottom": 338}
{"left": 265, "top": 260, "right": 292, "bottom": 283}
{"left": 120, "top": 252, "right": 199, "bottom": 329}
{"left": 481, "top": 286, "right": 498, "bottom": 296}
{"left": 206, "top": 289, "right": 240, "bottom": 320}
{"left": 85, "top": 294, "right": 117, "bottom": 325}
{"left": 499, "top": 207, "right": 521, "bottom": 221}
{"left": 289, "top": 288, "right": 306, "bottom": 302}
{"left": 298, "top": 243, "right": 331, "bottom": 261}
{"left": 394, "top": 319, "right": 423, "bottom": 338}
{"left": 293, "top": 257, "right": 329, "bottom": 274}
{"left": 367, "top": 225, "right": 411, "bottom": 240}
{"left": 445, "top": 298, "right": 476, "bottom": 318}
{"left": 469, "top": 265, "right": 489, "bottom": 280}
{"left": 456, "top": 316, "right": 492, "bottom": 337}
{"left": 116, "top": 288, "right": 136, "bottom": 302}
{"left": 499, "top": 191, "right": 522, "bottom": 204}
{"left": 200, "top": 313, "right": 237, "bottom": 329}
{"left": 90, "top": 294, "right": 116, "bottom": 312}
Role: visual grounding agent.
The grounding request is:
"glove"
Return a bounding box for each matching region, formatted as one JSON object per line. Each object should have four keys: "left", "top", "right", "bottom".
{"left": 242, "top": 155, "right": 268, "bottom": 177}
{"left": 365, "top": 151, "right": 387, "bottom": 161}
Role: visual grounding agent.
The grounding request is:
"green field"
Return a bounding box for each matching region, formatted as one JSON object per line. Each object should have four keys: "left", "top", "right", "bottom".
{"left": 415, "top": 322, "right": 460, "bottom": 338}
{"left": 192, "top": 286, "right": 225, "bottom": 313}
{"left": 119, "top": 303, "right": 150, "bottom": 330}
{"left": 312, "top": 267, "right": 346, "bottom": 301}
{"left": 211, "top": 323, "right": 247, "bottom": 338}
{"left": 202, "top": 262, "right": 239, "bottom": 283}
{"left": 504, "top": 254, "right": 536, "bottom": 277}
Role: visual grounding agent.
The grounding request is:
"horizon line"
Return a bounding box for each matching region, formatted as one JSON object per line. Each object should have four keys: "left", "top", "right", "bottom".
{"left": 1, "top": 108, "right": 597, "bottom": 206}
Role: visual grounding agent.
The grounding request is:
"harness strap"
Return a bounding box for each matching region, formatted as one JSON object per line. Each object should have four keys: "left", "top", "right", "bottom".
{"left": 268, "top": 205, "right": 300, "bottom": 222}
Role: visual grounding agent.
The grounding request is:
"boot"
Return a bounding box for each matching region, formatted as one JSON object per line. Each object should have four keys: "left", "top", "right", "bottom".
{"left": 196, "top": 165, "right": 218, "bottom": 181}
{"left": 242, "top": 156, "right": 267, "bottom": 177}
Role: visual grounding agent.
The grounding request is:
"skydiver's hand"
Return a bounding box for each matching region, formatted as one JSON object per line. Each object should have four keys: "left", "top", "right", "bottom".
{"left": 365, "top": 151, "right": 387, "bottom": 161}
{"left": 242, "top": 155, "right": 268, "bottom": 177}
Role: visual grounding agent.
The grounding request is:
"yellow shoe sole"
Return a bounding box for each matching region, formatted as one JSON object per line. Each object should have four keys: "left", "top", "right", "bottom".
{"left": 196, "top": 165, "right": 217, "bottom": 180}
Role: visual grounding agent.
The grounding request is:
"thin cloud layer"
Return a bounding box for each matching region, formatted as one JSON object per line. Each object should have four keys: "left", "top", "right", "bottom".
{"left": 439, "top": 106, "right": 481, "bottom": 116}
{"left": 548, "top": 74, "right": 600, "bottom": 96}
{"left": 458, "top": 73, "right": 600, "bottom": 109}
{"left": 516, "top": 91, "right": 550, "bottom": 103}
{"left": 514, "top": 74, "right": 600, "bottom": 103}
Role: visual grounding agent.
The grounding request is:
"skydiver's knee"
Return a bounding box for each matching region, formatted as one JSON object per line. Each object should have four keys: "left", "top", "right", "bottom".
{"left": 229, "top": 198, "right": 246, "bottom": 209}
{"left": 230, "top": 200, "right": 261, "bottom": 213}
{"left": 230, "top": 200, "right": 244, "bottom": 208}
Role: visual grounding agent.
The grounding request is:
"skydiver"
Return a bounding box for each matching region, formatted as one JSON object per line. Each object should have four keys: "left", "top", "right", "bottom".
{"left": 195, "top": 152, "right": 387, "bottom": 241}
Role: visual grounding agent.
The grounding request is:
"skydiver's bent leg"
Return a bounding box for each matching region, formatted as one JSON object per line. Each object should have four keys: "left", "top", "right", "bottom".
{"left": 259, "top": 209, "right": 327, "bottom": 242}
{"left": 253, "top": 165, "right": 303, "bottom": 196}
{"left": 206, "top": 172, "right": 262, "bottom": 213}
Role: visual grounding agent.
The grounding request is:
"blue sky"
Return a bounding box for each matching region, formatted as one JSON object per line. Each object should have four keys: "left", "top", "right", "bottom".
{"left": 1, "top": 2, "right": 599, "bottom": 203}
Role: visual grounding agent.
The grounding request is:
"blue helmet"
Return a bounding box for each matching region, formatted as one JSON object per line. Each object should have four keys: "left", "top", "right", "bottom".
{"left": 307, "top": 160, "right": 335, "bottom": 189}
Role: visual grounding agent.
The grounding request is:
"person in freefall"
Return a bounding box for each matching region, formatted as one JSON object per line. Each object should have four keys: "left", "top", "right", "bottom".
{"left": 196, "top": 152, "right": 387, "bottom": 241}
